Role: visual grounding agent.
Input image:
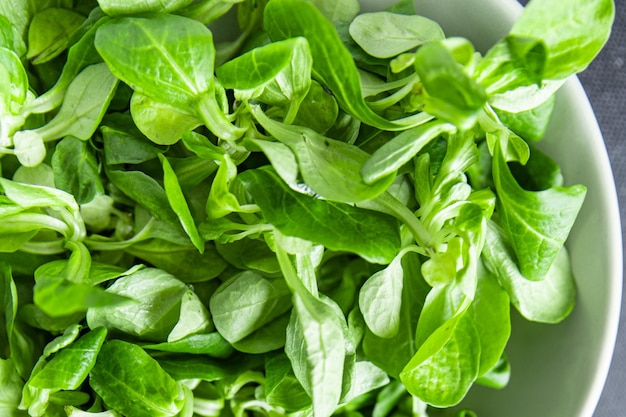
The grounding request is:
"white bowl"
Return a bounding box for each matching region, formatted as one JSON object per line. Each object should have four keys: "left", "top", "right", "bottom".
{"left": 356, "top": 0, "right": 622, "bottom": 416}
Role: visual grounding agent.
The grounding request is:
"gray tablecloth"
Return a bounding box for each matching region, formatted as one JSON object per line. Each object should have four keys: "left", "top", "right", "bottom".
{"left": 577, "top": 1, "right": 626, "bottom": 415}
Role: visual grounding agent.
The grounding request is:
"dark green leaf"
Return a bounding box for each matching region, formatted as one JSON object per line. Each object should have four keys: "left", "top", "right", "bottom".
{"left": 240, "top": 167, "right": 401, "bottom": 264}
{"left": 102, "top": 126, "right": 167, "bottom": 165}
{"left": 26, "top": 8, "right": 85, "bottom": 64}
{"left": 159, "top": 154, "right": 204, "bottom": 253}
{"left": 52, "top": 136, "right": 103, "bottom": 204}
{"left": 126, "top": 239, "right": 227, "bottom": 282}
{"left": 142, "top": 332, "right": 234, "bottom": 358}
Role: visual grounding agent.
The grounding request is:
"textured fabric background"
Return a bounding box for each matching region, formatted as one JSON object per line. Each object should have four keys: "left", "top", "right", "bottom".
{"left": 579, "top": 1, "right": 626, "bottom": 415}
{"left": 515, "top": 0, "right": 625, "bottom": 414}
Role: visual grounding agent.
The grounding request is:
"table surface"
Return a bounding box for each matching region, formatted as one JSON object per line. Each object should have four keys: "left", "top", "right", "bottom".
{"left": 575, "top": 0, "right": 626, "bottom": 416}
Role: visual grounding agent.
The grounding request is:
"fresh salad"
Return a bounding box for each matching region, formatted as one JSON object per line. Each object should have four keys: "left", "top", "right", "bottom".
{"left": 0, "top": 0, "right": 615, "bottom": 416}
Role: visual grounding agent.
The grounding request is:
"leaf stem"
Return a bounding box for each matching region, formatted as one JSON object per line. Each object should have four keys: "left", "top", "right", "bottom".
{"left": 196, "top": 92, "right": 246, "bottom": 143}
{"left": 360, "top": 192, "right": 434, "bottom": 249}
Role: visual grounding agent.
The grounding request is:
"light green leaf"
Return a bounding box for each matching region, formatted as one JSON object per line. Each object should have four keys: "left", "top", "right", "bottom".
{"left": 26, "top": 8, "right": 85, "bottom": 64}
{"left": 86, "top": 268, "right": 188, "bottom": 341}
{"left": 210, "top": 270, "right": 292, "bottom": 343}
{"left": 29, "top": 327, "right": 107, "bottom": 390}
{"left": 482, "top": 221, "right": 576, "bottom": 323}
{"left": 90, "top": 340, "right": 183, "bottom": 417}
{"left": 492, "top": 142, "right": 585, "bottom": 280}
{"left": 349, "top": 12, "right": 444, "bottom": 59}
{"left": 159, "top": 154, "right": 205, "bottom": 253}
{"left": 400, "top": 313, "right": 480, "bottom": 407}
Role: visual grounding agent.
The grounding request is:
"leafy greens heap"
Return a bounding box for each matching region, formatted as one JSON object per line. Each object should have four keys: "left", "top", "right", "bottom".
{"left": 0, "top": 0, "right": 614, "bottom": 416}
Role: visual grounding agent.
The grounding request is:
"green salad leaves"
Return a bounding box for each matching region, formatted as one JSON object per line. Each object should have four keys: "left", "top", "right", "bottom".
{"left": 0, "top": 0, "right": 614, "bottom": 416}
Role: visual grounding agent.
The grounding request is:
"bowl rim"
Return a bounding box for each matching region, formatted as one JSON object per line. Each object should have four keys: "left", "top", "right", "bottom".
{"left": 368, "top": 0, "right": 624, "bottom": 415}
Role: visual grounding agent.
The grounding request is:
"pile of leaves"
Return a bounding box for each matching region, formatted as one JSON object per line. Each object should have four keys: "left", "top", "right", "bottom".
{"left": 0, "top": 0, "right": 614, "bottom": 416}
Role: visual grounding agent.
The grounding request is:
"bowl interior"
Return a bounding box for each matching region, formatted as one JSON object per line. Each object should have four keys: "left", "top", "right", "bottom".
{"left": 357, "top": 0, "right": 622, "bottom": 416}
{"left": 214, "top": 1, "right": 622, "bottom": 415}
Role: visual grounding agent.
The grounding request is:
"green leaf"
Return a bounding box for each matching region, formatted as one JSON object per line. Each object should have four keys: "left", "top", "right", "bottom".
{"left": 1, "top": 282, "right": 44, "bottom": 380}
{"left": 95, "top": 13, "right": 241, "bottom": 140}
{"left": 494, "top": 94, "right": 555, "bottom": 142}
{"left": 0, "top": 176, "right": 80, "bottom": 216}
{"left": 86, "top": 268, "right": 188, "bottom": 342}
{"left": 482, "top": 221, "right": 576, "bottom": 323}
{"left": 240, "top": 167, "right": 401, "bottom": 264}
{"left": 510, "top": 0, "right": 614, "bottom": 80}
{"left": 26, "top": 8, "right": 85, "bottom": 64}
{"left": 349, "top": 12, "right": 444, "bottom": 59}
{"left": 413, "top": 40, "right": 487, "bottom": 130}
{"left": 477, "top": 355, "right": 510, "bottom": 389}
{"left": 214, "top": 237, "right": 281, "bottom": 274}
{"left": 359, "top": 251, "right": 407, "bottom": 338}
{"left": 232, "top": 313, "right": 290, "bottom": 354}
{"left": 477, "top": 35, "right": 548, "bottom": 98}
{"left": 400, "top": 312, "right": 480, "bottom": 407}
{"left": 206, "top": 153, "right": 252, "bottom": 219}
{"left": 26, "top": 16, "right": 106, "bottom": 114}
{"left": 0, "top": 0, "right": 73, "bottom": 47}
{"left": 98, "top": 0, "right": 195, "bottom": 15}
{"left": 32, "top": 63, "right": 118, "bottom": 143}
{"left": 130, "top": 92, "right": 201, "bottom": 146}
{"left": 0, "top": 262, "right": 17, "bottom": 358}
{"left": 361, "top": 120, "right": 454, "bottom": 184}
{"left": 52, "top": 136, "right": 104, "bottom": 204}
{"left": 12, "top": 130, "right": 47, "bottom": 168}
{"left": 29, "top": 327, "right": 107, "bottom": 389}
{"left": 251, "top": 106, "right": 396, "bottom": 203}
{"left": 0, "top": 46, "right": 28, "bottom": 113}
{"left": 492, "top": 142, "right": 585, "bottom": 280}
{"left": 0, "top": 358, "right": 26, "bottom": 417}
{"left": 159, "top": 154, "right": 205, "bottom": 253}
{"left": 217, "top": 36, "right": 310, "bottom": 93}
{"left": 309, "top": 0, "right": 359, "bottom": 23}
{"left": 90, "top": 340, "right": 183, "bottom": 417}
{"left": 210, "top": 271, "right": 292, "bottom": 343}
{"left": 468, "top": 264, "right": 510, "bottom": 376}
{"left": 125, "top": 239, "right": 227, "bottom": 282}
{"left": 101, "top": 125, "right": 166, "bottom": 165}
{"left": 142, "top": 332, "right": 234, "bottom": 358}
{"left": 0, "top": 15, "right": 22, "bottom": 53}
{"left": 276, "top": 243, "right": 347, "bottom": 417}
{"left": 33, "top": 254, "right": 133, "bottom": 317}
{"left": 105, "top": 167, "right": 181, "bottom": 231}
{"left": 265, "top": 352, "right": 311, "bottom": 412}
{"left": 248, "top": 138, "right": 299, "bottom": 189}
{"left": 507, "top": 141, "right": 564, "bottom": 192}
{"left": 167, "top": 288, "right": 212, "bottom": 342}
{"left": 286, "top": 295, "right": 345, "bottom": 417}
{"left": 264, "top": 0, "right": 432, "bottom": 131}
{"left": 155, "top": 354, "right": 245, "bottom": 382}
{"left": 292, "top": 80, "right": 339, "bottom": 134}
